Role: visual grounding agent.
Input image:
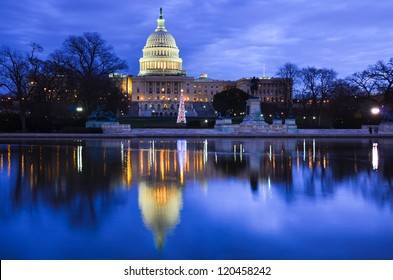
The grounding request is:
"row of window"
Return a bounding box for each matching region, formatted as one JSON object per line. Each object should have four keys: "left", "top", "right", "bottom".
{"left": 260, "top": 97, "right": 286, "bottom": 102}
{"left": 136, "top": 96, "right": 210, "bottom": 102}
{"left": 152, "top": 112, "right": 177, "bottom": 117}
{"left": 143, "top": 103, "right": 178, "bottom": 110}
{"left": 244, "top": 83, "right": 285, "bottom": 88}
{"left": 137, "top": 85, "right": 283, "bottom": 95}
{"left": 136, "top": 96, "right": 181, "bottom": 101}
{"left": 142, "top": 82, "right": 220, "bottom": 88}
{"left": 246, "top": 90, "right": 284, "bottom": 95}
{"left": 194, "top": 85, "right": 221, "bottom": 89}
{"left": 146, "top": 82, "right": 180, "bottom": 86}
{"left": 144, "top": 49, "right": 178, "bottom": 57}
{"left": 140, "top": 61, "right": 181, "bottom": 70}
{"left": 141, "top": 89, "right": 218, "bottom": 95}
{"left": 146, "top": 88, "right": 179, "bottom": 94}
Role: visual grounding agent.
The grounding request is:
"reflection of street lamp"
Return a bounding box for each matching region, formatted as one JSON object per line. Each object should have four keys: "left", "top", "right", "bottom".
{"left": 372, "top": 142, "right": 379, "bottom": 170}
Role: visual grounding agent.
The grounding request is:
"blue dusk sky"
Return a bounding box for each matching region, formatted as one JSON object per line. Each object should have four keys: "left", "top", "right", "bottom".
{"left": 1, "top": 0, "right": 393, "bottom": 80}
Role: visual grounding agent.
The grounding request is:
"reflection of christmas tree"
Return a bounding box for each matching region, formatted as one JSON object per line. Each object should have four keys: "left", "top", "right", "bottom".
{"left": 176, "top": 91, "right": 186, "bottom": 124}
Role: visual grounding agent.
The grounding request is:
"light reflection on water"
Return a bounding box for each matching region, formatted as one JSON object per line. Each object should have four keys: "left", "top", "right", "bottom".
{"left": 0, "top": 138, "right": 393, "bottom": 260}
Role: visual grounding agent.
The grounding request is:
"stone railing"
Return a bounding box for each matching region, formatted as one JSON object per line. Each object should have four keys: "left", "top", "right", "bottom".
{"left": 101, "top": 123, "right": 132, "bottom": 133}
{"left": 379, "top": 123, "right": 393, "bottom": 132}
{"left": 235, "top": 123, "right": 287, "bottom": 133}
{"left": 214, "top": 118, "right": 235, "bottom": 132}
{"left": 86, "top": 121, "right": 131, "bottom": 134}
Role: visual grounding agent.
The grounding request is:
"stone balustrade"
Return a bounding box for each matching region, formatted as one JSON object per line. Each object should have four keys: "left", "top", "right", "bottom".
{"left": 86, "top": 121, "right": 131, "bottom": 134}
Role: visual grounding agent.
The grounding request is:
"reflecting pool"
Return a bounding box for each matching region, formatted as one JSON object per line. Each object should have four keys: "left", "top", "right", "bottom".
{"left": 0, "top": 138, "right": 393, "bottom": 260}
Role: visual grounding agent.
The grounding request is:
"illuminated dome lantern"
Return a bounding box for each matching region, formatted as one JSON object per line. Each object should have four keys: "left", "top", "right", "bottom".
{"left": 139, "top": 8, "right": 185, "bottom": 76}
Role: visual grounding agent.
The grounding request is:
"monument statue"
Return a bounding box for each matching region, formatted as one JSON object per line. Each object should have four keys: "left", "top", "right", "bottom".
{"left": 87, "top": 107, "right": 117, "bottom": 122}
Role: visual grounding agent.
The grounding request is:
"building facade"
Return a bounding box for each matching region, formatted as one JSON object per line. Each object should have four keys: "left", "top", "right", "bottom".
{"left": 124, "top": 8, "right": 291, "bottom": 117}
{"left": 128, "top": 8, "right": 202, "bottom": 117}
{"left": 236, "top": 77, "right": 290, "bottom": 104}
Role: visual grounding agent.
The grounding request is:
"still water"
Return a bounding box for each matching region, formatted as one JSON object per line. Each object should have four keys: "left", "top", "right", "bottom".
{"left": 0, "top": 138, "right": 393, "bottom": 260}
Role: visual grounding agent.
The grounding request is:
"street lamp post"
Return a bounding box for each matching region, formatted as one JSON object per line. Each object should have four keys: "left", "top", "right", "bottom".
{"left": 371, "top": 107, "right": 380, "bottom": 115}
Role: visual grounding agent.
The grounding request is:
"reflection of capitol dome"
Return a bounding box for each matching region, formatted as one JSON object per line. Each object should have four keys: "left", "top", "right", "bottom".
{"left": 139, "top": 8, "right": 184, "bottom": 76}
{"left": 138, "top": 182, "right": 183, "bottom": 249}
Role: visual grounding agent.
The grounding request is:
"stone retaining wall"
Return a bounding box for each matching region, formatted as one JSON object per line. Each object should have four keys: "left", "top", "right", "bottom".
{"left": 380, "top": 123, "right": 393, "bottom": 132}
{"left": 235, "top": 124, "right": 287, "bottom": 133}
{"left": 101, "top": 123, "right": 132, "bottom": 133}
{"left": 86, "top": 121, "right": 131, "bottom": 133}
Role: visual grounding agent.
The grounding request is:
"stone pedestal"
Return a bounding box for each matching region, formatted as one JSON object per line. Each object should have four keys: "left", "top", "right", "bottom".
{"left": 214, "top": 118, "right": 235, "bottom": 132}
{"left": 273, "top": 118, "right": 284, "bottom": 125}
{"left": 238, "top": 98, "right": 288, "bottom": 133}
{"left": 285, "top": 118, "right": 298, "bottom": 133}
{"left": 241, "top": 98, "right": 265, "bottom": 124}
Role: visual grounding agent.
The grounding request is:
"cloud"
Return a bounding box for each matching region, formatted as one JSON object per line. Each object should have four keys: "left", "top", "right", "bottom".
{"left": 1, "top": 0, "right": 393, "bottom": 79}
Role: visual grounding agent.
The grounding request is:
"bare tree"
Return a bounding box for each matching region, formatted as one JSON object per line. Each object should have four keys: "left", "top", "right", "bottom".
{"left": 300, "top": 67, "right": 337, "bottom": 126}
{"left": 28, "top": 58, "right": 71, "bottom": 123}
{"left": 51, "top": 32, "right": 128, "bottom": 114}
{"left": 332, "top": 78, "right": 361, "bottom": 99}
{"left": 370, "top": 58, "right": 393, "bottom": 98}
{"left": 276, "top": 62, "right": 300, "bottom": 117}
{"left": 329, "top": 79, "right": 363, "bottom": 125}
{"left": 0, "top": 43, "right": 43, "bottom": 131}
{"left": 348, "top": 70, "right": 377, "bottom": 97}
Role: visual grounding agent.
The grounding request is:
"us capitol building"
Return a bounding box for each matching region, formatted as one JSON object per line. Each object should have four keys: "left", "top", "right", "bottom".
{"left": 121, "top": 8, "right": 289, "bottom": 118}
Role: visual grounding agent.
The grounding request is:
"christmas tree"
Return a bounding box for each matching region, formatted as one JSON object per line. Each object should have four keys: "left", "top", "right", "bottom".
{"left": 176, "top": 91, "right": 186, "bottom": 124}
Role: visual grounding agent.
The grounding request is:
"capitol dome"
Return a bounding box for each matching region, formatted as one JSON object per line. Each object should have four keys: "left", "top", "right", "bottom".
{"left": 145, "top": 31, "right": 177, "bottom": 48}
{"left": 139, "top": 8, "right": 185, "bottom": 76}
